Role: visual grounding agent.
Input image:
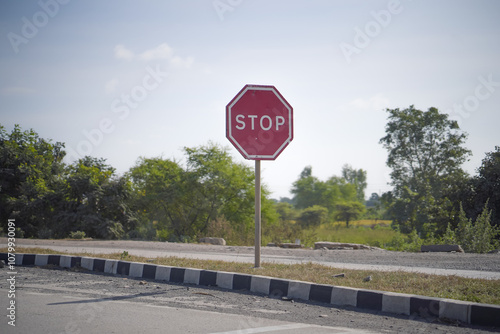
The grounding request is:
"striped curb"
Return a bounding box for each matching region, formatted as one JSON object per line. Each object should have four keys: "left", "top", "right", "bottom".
{"left": 2, "top": 253, "right": 499, "bottom": 328}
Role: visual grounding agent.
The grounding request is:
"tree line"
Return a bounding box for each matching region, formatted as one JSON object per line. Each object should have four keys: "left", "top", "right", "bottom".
{"left": 379, "top": 106, "right": 499, "bottom": 244}
{"left": 1, "top": 105, "right": 499, "bottom": 251}
{"left": 0, "top": 125, "right": 276, "bottom": 242}
{"left": 0, "top": 124, "right": 367, "bottom": 243}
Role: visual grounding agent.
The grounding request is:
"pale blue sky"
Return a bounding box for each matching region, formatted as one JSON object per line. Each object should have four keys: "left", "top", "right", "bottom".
{"left": 1, "top": 0, "right": 499, "bottom": 199}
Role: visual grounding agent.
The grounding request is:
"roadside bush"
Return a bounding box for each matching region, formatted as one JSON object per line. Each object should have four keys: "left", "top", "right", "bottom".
{"left": 455, "top": 203, "right": 499, "bottom": 253}
{"left": 206, "top": 216, "right": 253, "bottom": 246}
{"left": 440, "top": 223, "right": 457, "bottom": 245}
{"left": 69, "top": 231, "right": 86, "bottom": 239}
{"left": 405, "top": 229, "right": 424, "bottom": 252}
{"left": 37, "top": 229, "right": 53, "bottom": 239}
{"left": 16, "top": 228, "right": 25, "bottom": 239}
{"left": 386, "top": 228, "right": 423, "bottom": 251}
{"left": 156, "top": 228, "right": 170, "bottom": 242}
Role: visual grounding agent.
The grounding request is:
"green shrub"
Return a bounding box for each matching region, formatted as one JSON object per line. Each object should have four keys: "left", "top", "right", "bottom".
{"left": 456, "top": 203, "right": 499, "bottom": 253}
{"left": 386, "top": 228, "right": 423, "bottom": 251}
{"left": 298, "top": 206, "right": 328, "bottom": 227}
{"left": 69, "top": 231, "right": 86, "bottom": 239}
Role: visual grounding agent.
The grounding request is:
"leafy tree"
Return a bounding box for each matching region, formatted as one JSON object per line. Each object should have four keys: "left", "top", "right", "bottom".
{"left": 297, "top": 205, "right": 328, "bottom": 227}
{"left": 291, "top": 166, "right": 322, "bottom": 209}
{"left": 53, "top": 157, "right": 136, "bottom": 239}
{"left": 365, "top": 192, "right": 380, "bottom": 207}
{"left": 0, "top": 124, "right": 65, "bottom": 237}
{"left": 264, "top": 202, "right": 300, "bottom": 245}
{"left": 128, "top": 142, "right": 275, "bottom": 242}
{"left": 128, "top": 156, "right": 185, "bottom": 239}
{"left": 335, "top": 201, "right": 366, "bottom": 227}
{"left": 0, "top": 124, "right": 133, "bottom": 239}
{"left": 291, "top": 166, "right": 358, "bottom": 215}
{"left": 274, "top": 202, "right": 298, "bottom": 222}
{"left": 341, "top": 164, "right": 367, "bottom": 202}
{"left": 183, "top": 142, "right": 258, "bottom": 233}
{"left": 379, "top": 106, "right": 471, "bottom": 235}
{"left": 466, "top": 146, "right": 500, "bottom": 228}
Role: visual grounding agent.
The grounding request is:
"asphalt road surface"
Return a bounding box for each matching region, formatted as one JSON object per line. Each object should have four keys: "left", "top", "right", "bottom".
{"left": 0, "top": 266, "right": 496, "bottom": 333}
{"left": 8, "top": 238, "right": 500, "bottom": 279}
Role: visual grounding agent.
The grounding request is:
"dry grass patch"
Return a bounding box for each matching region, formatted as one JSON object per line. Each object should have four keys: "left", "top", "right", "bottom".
{"left": 3, "top": 247, "right": 499, "bottom": 305}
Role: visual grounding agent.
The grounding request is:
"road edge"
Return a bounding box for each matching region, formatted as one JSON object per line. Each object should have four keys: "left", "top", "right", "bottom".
{"left": 2, "top": 252, "right": 499, "bottom": 329}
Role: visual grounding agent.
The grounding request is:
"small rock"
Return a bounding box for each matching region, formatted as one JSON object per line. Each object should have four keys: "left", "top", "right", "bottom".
{"left": 363, "top": 275, "right": 372, "bottom": 282}
{"left": 0, "top": 260, "right": 5, "bottom": 268}
{"left": 421, "top": 244, "right": 464, "bottom": 253}
{"left": 319, "top": 314, "right": 328, "bottom": 318}
{"left": 281, "top": 296, "right": 293, "bottom": 301}
{"left": 279, "top": 243, "right": 303, "bottom": 249}
{"left": 139, "top": 281, "right": 147, "bottom": 285}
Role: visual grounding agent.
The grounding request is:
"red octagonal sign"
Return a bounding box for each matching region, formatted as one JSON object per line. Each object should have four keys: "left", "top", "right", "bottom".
{"left": 226, "top": 84, "right": 293, "bottom": 160}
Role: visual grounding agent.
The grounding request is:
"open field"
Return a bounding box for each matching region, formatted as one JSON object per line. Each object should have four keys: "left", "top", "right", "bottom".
{"left": 284, "top": 220, "right": 397, "bottom": 248}
{"left": 313, "top": 221, "right": 396, "bottom": 247}
{"left": 4, "top": 246, "right": 499, "bottom": 305}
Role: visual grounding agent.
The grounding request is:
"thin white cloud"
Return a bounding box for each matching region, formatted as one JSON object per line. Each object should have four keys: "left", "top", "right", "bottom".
{"left": 114, "top": 44, "right": 134, "bottom": 61}
{"left": 113, "top": 43, "right": 194, "bottom": 68}
{"left": 170, "top": 55, "right": 194, "bottom": 69}
{"left": 138, "top": 43, "right": 173, "bottom": 61}
{"left": 349, "top": 94, "right": 390, "bottom": 111}
{"left": 104, "top": 78, "right": 119, "bottom": 94}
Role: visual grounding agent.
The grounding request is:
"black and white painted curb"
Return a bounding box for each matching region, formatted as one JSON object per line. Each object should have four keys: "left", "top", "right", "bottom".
{"left": 2, "top": 253, "right": 499, "bottom": 328}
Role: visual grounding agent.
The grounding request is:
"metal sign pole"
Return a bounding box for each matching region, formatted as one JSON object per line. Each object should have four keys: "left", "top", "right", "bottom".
{"left": 254, "top": 159, "right": 261, "bottom": 268}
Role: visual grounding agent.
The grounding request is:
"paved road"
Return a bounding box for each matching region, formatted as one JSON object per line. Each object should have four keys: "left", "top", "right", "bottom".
{"left": 2, "top": 291, "right": 376, "bottom": 334}
{"left": 9, "top": 238, "right": 500, "bottom": 279}
{"left": 0, "top": 266, "right": 493, "bottom": 333}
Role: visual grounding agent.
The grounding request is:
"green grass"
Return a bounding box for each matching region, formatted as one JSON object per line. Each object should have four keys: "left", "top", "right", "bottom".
{"left": 4, "top": 247, "right": 500, "bottom": 305}
{"left": 303, "top": 220, "right": 397, "bottom": 247}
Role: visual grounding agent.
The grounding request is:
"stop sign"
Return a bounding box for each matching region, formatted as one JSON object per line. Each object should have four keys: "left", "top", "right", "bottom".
{"left": 226, "top": 84, "right": 293, "bottom": 160}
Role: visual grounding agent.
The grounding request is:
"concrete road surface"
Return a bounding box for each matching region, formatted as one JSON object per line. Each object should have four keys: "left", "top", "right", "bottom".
{"left": 2, "top": 292, "right": 377, "bottom": 334}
